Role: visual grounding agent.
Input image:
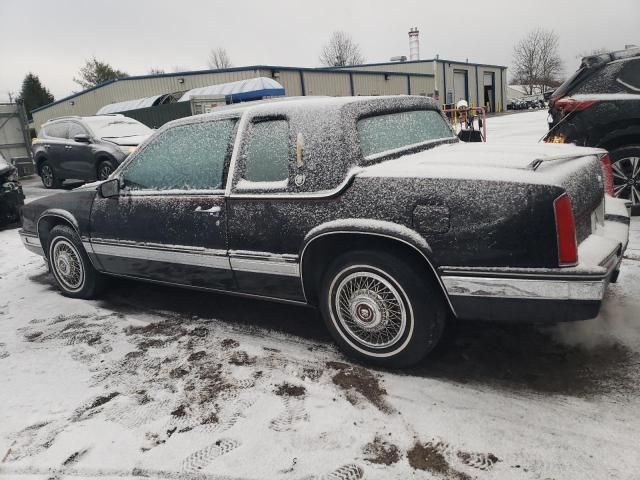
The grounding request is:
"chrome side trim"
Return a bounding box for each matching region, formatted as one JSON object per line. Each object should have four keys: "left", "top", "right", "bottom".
{"left": 299, "top": 230, "right": 456, "bottom": 315}
{"left": 88, "top": 239, "right": 301, "bottom": 276}
{"left": 441, "top": 275, "right": 605, "bottom": 301}
{"left": 19, "top": 230, "right": 44, "bottom": 257}
{"left": 90, "top": 242, "right": 231, "bottom": 270}
{"left": 228, "top": 168, "right": 362, "bottom": 200}
{"left": 230, "top": 257, "right": 300, "bottom": 277}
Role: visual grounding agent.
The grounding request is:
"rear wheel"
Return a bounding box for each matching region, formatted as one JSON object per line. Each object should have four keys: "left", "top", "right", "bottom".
{"left": 97, "top": 160, "right": 116, "bottom": 181}
{"left": 319, "top": 250, "right": 447, "bottom": 368}
{"left": 610, "top": 145, "right": 640, "bottom": 214}
{"left": 48, "top": 225, "right": 107, "bottom": 298}
{"left": 40, "top": 162, "right": 62, "bottom": 189}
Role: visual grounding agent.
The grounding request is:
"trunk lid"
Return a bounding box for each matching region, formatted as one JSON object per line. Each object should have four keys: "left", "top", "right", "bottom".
{"left": 361, "top": 142, "right": 606, "bottom": 242}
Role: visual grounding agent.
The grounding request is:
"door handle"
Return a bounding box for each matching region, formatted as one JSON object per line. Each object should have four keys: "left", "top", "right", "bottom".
{"left": 64, "top": 145, "right": 73, "bottom": 149}
{"left": 194, "top": 205, "right": 221, "bottom": 215}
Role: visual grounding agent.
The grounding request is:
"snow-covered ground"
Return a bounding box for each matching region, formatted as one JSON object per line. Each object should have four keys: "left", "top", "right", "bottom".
{"left": 1, "top": 110, "right": 639, "bottom": 480}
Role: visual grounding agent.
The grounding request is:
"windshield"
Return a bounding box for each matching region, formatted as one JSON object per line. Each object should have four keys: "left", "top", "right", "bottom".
{"left": 84, "top": 117, "right": 152, "bottom": 138}
{"left": 357, "top": 110, "right": 455, "bottom": 159}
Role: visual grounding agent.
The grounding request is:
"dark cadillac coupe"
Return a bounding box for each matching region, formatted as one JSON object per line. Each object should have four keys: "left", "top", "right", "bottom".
{"left": 19, "top": 96, "right": 630, "bottom": 367}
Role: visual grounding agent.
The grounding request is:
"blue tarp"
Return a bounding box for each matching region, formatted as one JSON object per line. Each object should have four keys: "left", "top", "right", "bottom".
{"left": 178, "top": 77, "right": 285, "bottom": 103}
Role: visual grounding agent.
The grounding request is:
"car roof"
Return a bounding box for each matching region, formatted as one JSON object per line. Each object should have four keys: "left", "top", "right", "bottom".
{"left": 164, "top": 95, "right": 438, "bottom": 129}
{"left": 44, "top": 114, "right": 126, "bottom": 124}
{"left": 581, "top": 46, "right": 640, "bottom": 68}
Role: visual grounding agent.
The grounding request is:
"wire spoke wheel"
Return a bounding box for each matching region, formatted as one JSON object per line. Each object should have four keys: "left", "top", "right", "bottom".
{"left": 334, "top": 271, "right": 407, "bottom": 349}
{"left": 51, "top": 238, "right": 85, "bottom": 292}
{"left": 612, "top": 156, "right": 640, "bottom": 206}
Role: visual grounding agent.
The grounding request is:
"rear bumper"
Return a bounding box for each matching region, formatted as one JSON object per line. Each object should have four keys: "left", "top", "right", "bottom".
{"left": 440, "top": 197, "right": 630, "bottom": 323}
{"left": 19, "top": 229, "right": 44, "bottom": 257}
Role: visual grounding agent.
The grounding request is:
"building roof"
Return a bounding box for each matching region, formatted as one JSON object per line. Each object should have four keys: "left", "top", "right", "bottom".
{"left": 31, "top": 64, "right": 436, "bottom": 115}
{"left": 324, "top": 58, "right": 508, "bottom": 70}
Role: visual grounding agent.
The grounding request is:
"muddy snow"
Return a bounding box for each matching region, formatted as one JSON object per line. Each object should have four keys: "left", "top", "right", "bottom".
{"left": 1, "top": 110, "right": 640, "bottom": 479}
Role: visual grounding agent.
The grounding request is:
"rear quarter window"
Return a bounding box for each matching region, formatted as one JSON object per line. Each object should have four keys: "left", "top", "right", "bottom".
{"left": 357, "top": 110, "right": 454, "bottom": 159}
{"left": 617, "top": 59, "right": 640, "bottom": 92}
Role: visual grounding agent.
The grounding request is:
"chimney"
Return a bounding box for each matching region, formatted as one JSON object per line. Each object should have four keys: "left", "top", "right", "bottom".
{"left": 408, "top": 27, "right": 420, "bottom": 61}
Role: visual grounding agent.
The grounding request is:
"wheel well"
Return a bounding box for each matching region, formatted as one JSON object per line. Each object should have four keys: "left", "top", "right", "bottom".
{"left": 35, "top": 156, "right": 47, "bottom": 175}
{"left": 96, "top": 155, "right": 114, "bottom": 173}
{"left": 301, "top": 233, "right": 452, "bottom": 313}
{"left": 37, "top": 216, "right": 77, "bottom": 258}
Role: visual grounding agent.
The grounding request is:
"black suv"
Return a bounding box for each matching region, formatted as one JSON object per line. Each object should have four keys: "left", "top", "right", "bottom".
{"left": 33, "top": 114, "right": 152, "bottom": 189}
{"left": 544, "top": 47, "right": 640, "bottom": 211}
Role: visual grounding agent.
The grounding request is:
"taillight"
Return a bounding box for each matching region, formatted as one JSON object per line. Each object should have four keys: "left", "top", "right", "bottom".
{"left": 554, "top": 193, "right": 578, "bottom": 266}
{"left": 555, "top": 97, "right": 598, "bottom": 113}
{"left": 599, "top": 153, "right": 615, "bottom": 196}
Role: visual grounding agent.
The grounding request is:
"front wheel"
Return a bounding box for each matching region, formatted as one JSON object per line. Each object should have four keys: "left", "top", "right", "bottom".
{"left": 610, "top": 145, "right": 640, "bottom": 215}
{"left": 319, "top": 250, "right": 447, "bottom": 368}
{"left": 97, "top": 160, "right": 116, "bottom": 181}
{"left": 48, "top": 225, "right": 107, "bottom": 298}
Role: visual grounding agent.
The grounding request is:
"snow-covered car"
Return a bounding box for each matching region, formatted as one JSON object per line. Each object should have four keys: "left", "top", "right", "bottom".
{"left": 18, "top": 96, "right": 630, "bottom": 367}
{"left": 0, "top": 152, "right": 24, "bottom": 226}
{"left": 32, "top": 114, "right": 152, "bottom": 189}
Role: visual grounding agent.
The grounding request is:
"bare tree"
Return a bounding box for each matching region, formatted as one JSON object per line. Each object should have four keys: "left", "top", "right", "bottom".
{"left": 148, "top": 67, "right": 165, "bottom": 75}
{"left": 319, "top": 31, "right": 365, "bottom": 67}
{"left": 512, "top": 28, "right": 563, "bottom": 94}
{"left": 208, "top": 48, "right": 232, "bottom": 69}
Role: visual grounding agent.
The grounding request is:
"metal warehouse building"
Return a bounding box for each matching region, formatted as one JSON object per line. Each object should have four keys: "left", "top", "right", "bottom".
{"left": 32, "top": 60, "right": 506, "bottom": 131}
{"left": 331, "top": 58, "right": 507, "bottom": 113}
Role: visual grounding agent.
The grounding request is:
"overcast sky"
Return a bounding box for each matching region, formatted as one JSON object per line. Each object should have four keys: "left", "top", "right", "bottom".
{"left": 1, "top": 0, "right": 637, "bottom": 102}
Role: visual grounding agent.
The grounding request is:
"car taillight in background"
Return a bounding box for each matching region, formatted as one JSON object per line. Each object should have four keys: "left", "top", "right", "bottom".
{"left": 599, "top": 153, "right": 615, "bottom": 196}
{"left": 554, "top": 193, "right": 578, "bottom": 266}
{"left": 554, "top": 97, "right": 598, "bottom": 113}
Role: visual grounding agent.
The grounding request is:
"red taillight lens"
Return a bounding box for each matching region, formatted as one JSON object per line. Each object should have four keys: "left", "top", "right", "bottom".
{"left": 599, "top": 153, "right": 615, "bottom": 196}
{"left": 555, "top": 97, "right": 598, "bottom": 113}
{"left": 554, "top": 193, "right": 578, "bottom": 266}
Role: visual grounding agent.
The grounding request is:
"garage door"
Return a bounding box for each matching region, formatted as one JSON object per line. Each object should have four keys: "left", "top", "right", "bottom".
{"left": 453, "top": 70, "right": 468, "bottom": 103}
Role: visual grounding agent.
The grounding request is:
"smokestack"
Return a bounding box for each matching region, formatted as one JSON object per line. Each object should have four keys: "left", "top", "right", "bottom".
{"left": 408, "top": 27, "right": 420, "bottom": 61}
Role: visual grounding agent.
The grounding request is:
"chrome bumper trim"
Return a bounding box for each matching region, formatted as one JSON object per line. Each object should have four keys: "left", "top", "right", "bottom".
{"left": 442, "top": 275, "right": 605, "bottom": 301}
{"left": 19, "top": 230, "right": 44, "bottom": 257}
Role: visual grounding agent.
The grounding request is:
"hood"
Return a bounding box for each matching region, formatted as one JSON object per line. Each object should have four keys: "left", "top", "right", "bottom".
{"left": 101, "top": 134, "right": 150, "bottom": 146}
{"left": 360, "top": 142, "right": 605, "bottom": 180}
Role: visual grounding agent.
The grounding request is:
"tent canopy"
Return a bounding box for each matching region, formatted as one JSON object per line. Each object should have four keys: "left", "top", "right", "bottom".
{"left": 178, "top": 77, "right": 285, "bottom": 103}
{"left": 96, "top": 95, "right": 165, "bottom": 115}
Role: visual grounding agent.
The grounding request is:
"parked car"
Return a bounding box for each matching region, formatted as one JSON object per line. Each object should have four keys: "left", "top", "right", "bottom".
{"left": 33, "top": 114, "right": 153, "bottom": 189}
{"left": 19, "top": 96, "right": 630, "bottom": 367}
{"left": 0, "top": 152, "right": 24, "bottom": 226}
{"left": 545, "top": 46, "right": 640, "bottom": 212}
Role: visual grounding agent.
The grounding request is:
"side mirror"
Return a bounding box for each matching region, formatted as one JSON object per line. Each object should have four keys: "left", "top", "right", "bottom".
{"left": 74, "top": 133, "right": 91, "bottom": 143}
{"left": 98, "top": 178, "right": 120, "bottom": 198}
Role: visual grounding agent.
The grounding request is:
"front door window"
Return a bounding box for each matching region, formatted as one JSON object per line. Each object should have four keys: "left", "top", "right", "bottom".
{"left": 123, "top": 119, "right": 237, "bottom": 191}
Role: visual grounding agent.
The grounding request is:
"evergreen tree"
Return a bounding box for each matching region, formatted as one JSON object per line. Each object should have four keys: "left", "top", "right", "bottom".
{"left": 18, "top": 73, "right": 55, "bottom": 120}
{"left": 73, "top": 57, "right": 128, "bottom": 89}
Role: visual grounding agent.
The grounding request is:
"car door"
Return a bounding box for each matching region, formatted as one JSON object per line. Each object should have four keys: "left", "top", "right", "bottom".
{"left": 66, "top": 121, "right": 95, "bottom": 180}
{"left": 42, "top": 121, "right": 70, "bottom": 176}
{"left": 225, "top": 117, "right": 306, "bottom": 301}
{"left": 88, "top": 117, "right": 239, "bottom": 290}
